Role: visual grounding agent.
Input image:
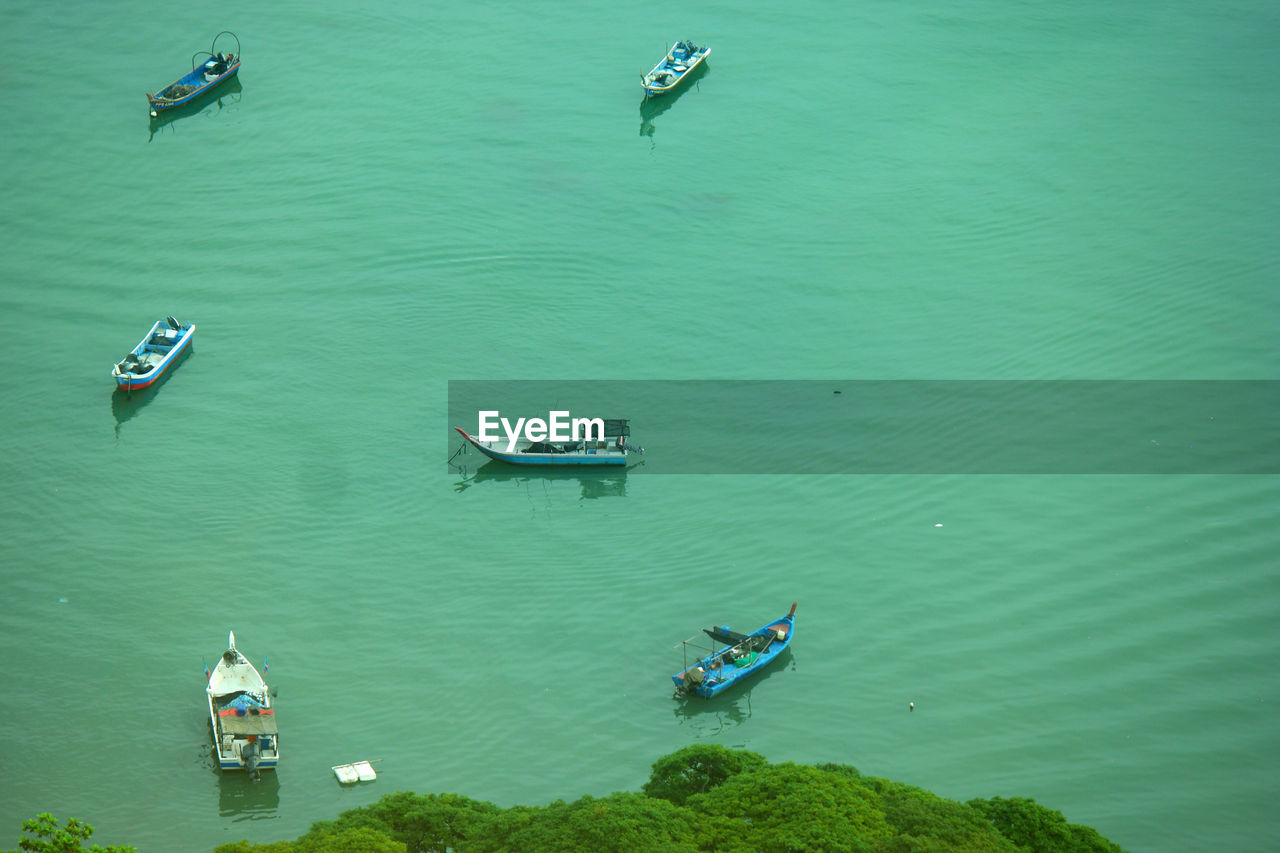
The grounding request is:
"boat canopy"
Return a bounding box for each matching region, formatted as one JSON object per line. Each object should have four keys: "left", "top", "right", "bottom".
{"left": 602, "top": 419, "right": 630, "bottom": 437}
{"left": 525, "top": 440, "right": 578, "bottom": 454}
{"left": 219, "top": 712, "right": 278, "bottom": 735}
{"left": 704, "top": 626, "right": 749, "bottom": 645}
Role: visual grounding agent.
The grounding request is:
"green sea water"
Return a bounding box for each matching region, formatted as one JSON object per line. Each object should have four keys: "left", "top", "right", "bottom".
{"left": 1, "top": 1, "right": 1277, "bottom": 851}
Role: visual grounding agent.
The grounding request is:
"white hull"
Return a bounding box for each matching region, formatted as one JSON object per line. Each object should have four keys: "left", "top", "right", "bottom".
{"left": 207, "top": 631, "right": 279, "bottom": 773}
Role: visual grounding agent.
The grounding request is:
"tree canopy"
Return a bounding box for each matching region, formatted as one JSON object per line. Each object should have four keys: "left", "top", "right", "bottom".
{"left": 642, "top": 743, "right": 770, "bottom": 806}
{"left": 2, "top": 814, "right": 135, "bottom": 853}
{"left": 11, "top": 747, "right": 1128, "bottom": 853}
{"left": 965, "top": 796, "right": 1125, "bottom": 853}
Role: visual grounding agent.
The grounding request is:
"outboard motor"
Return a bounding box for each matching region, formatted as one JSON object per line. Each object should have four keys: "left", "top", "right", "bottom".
{"left": 240, "top": 738, "right": 262, "bottom": 781}
{"left": 674, "top": 665, "right": 705, "bottom": 697}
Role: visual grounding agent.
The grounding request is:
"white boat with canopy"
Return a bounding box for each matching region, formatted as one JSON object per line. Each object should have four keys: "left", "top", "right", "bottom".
{"left": 207, "top": 630, "right": 278, "bottom": 778}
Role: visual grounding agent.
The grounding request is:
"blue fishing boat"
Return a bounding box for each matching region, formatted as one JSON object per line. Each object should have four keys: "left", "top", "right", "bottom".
{"left": 453, "top": 420, "right": 639, "bottom": 467}
{"left": 111, "top": 316, "right": 195, "bottom": 392}
{"left": 672, "top": 602, "right": 796, "bottom": 698}
{"left": 148, "top": 31, "right": 241, "bottom": 117}
{"left": 641, "top": 40, "right": 710, "bottom": 97}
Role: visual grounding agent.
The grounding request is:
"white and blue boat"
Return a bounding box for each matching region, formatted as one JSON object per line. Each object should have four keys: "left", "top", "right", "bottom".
{"left": 453, "top": 420, "right": 638, "bottom": 467}
{"left": 148, "top": 31, "right": 241, "bottom": 117}
{"left": 673, "top": 602, "right": 796, "bottom": 698}
{"left": 207, "top": 631, "right": 278, "bottom": 778}
{"left": 642, "top": 40, "right": 710, "bottom": 97}
{"left": 111, "top": 317, "right": 195, "bottom": 392}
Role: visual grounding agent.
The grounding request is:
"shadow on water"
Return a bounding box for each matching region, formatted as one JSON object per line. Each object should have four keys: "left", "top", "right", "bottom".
{"left": 148, "top": 78, "right": 243, "bottom": 141}
{"left": 671, "top": 649, "right": 795, "bottom": 737}
{"left": 452, "top": 459, "right": 630, "bottom": 500}
{"left": 110, "top": 346, "right": 193, "bottom": 436}
{"left": 217, "top": 769, "right": 280, "bottom": 821}
{"left": 639, "top": 63, "right": 709, "bottom": 140}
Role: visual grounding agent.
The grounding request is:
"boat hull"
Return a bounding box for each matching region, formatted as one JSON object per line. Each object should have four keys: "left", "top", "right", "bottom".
{"left": 217, "top": 755, "right": 279, "bottom": 770}
{"left": 213, "top": 753, "right": 280, "bottom": 771}
{"left": 673, "top": 604, "right": 795, "bottom": 698}
{"left": 112, "top": 320, "right": 195, "bottom": 391}
{"left": 455, "top": 427, "right": 629, "bottom": 466}
{"left": 149, "top": 62, "right": 240, "bottom": 114}
{"left": 642, "top": 43, "right": 711, "bottom": 97}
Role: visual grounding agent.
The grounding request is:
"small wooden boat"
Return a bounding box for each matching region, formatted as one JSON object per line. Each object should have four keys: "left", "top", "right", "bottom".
{"left": 453, "top": 420, "right": 638, "bottom": 467}
{"left": 642, "top": 40, "right": 710, "bottom": 97}
{"left": 111, "top": 317, "right": 195, "bottom": 392}
{"left": 207, "top": 631, "right": 278, "bottom": 778}
{"left": 673, "top": 602, "right": 796, "bottom": 698}
{"left": 148, "top": 31, "right": 241, "bottom": 117}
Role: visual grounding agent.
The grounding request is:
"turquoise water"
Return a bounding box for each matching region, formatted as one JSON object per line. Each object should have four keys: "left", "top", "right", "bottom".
{"left": 1, "top": 1, "right": 1277, "bottom": 850}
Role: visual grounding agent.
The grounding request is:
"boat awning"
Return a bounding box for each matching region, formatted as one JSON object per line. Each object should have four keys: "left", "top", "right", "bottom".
{"left": 704, "top": 626, "right": 749, "bottom": 645}
{"left": 218, "top": 710, "right": 278, "bottom": 735}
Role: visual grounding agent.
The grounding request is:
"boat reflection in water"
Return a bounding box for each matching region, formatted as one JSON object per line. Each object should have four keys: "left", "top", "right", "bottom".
{"left": 148, "top": 78, "right": 243, "bottom": 141}
{"left": 110, "top": 346, "right": 193, "bottom": 437}
{"left": 453, "top": 460, "right": 630, "bottom": 501}
{"left": 639, "top": 63, "right": 709, "bottom": 140}
{"left": 217, "top": 768, "right": 280, "bottom": 820}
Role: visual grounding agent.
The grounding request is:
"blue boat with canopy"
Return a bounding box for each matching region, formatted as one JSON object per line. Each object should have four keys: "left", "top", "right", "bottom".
{"left": 672, "top": 602, "right": 796, "bottom": 698}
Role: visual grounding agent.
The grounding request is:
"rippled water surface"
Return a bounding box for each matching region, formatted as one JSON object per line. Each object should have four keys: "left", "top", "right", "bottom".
{"left": 1, "top": 1, "right": 1277, "bottom": 851}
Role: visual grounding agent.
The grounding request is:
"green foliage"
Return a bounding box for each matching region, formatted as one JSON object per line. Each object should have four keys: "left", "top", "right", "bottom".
{"left": 966, "top": 797, "right": 1125, "bottom": 853}
{"left": 205, "top": 749, "right": 1128, "bottom": 853}
{"left": 464, "top": 792, "right": 698, "bottom": 853}
{"left": 642, "top": 743, "right": 769, "bottom": 806}
{"left": 296, "top": 827, "right": 406, "bottom": 853}
{"left": 862, "top": 779, "right": 1017, "bottom": 853}
{"left": 689, "top": 763, "right": 892, "bottom": 853}
{"left": 815, "top": 762, "right": 864, "bottom": 780}
{"left": 213, "top": 827, "right": 404, "bottom": 853}
{"left": 3, "top": 814, "right": 135, "bottom": 853}
{"left": 298, "top": 791, "right": 499, "bottom": 853}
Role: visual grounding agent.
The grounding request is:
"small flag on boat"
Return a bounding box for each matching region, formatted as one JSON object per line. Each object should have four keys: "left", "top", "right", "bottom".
{"left": 203, "top": 658, "right": 210, "bottom": 680}
{"left": 263, "top": 656, "right": 268, "bottom": 673}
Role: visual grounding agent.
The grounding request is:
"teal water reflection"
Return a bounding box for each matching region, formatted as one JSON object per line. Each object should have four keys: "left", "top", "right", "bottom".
{"left": 452, "top": 460, "right": 628, "bottom": 500}
{"left": 148, "top": 78, "right": 244, "bottom": 141}
{"left": 110, "top": 347, "right": 194, "bottom": 437}
{"left": 217, "top": 770, "right": 281, "bottom": 822}
{"left": 639, "top": 63, "right": 710, "bottom": 140}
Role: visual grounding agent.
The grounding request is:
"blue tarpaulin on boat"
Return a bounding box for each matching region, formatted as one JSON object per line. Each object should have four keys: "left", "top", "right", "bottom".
{"left": 220, "top": 694, "right": 267, "bottom": 712}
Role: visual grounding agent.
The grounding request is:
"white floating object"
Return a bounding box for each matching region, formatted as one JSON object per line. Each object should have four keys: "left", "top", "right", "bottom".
{"left": 935, "top": 523, "right": 943, "bottom": 527}
{"left": 333, "top": 760, "right": 378, "bottom": 783}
